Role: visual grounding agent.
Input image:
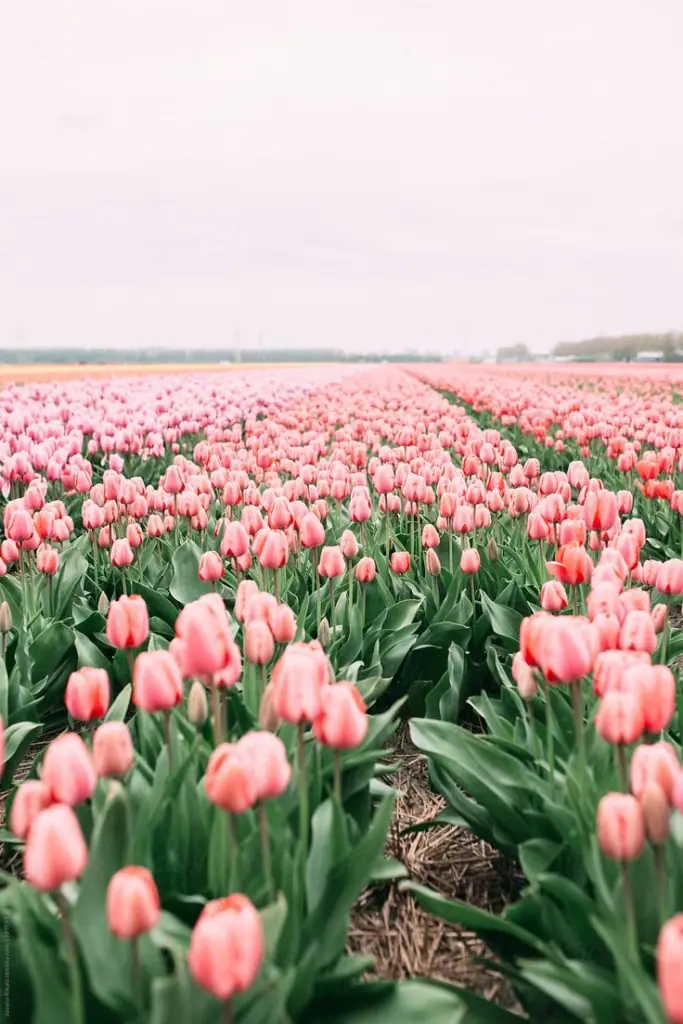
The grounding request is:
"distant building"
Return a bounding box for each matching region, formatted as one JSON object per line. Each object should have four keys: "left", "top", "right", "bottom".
{"left": 633, "top": 351, "right": 664, "bottom": 362}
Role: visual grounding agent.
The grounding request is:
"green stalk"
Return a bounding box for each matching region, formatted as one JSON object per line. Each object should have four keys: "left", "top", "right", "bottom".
{"left": 571, "top": 680, "right": 586, "bottom": 777}
{"left": 258, "top": 802, "right": 274, "bottom": 902}
{"left": 55, "top": 892, "right": 85, "bottom": 1024}
{"left": 541, "top": 679, "right": 555, "bottom": 796}
{"left": 297, "top": 723, "right": 309, "bottom": 882}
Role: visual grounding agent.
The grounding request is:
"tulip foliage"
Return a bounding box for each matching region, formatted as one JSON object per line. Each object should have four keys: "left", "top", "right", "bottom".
{"left": 3, "top": 362, "right": 683, "bottom": 1020}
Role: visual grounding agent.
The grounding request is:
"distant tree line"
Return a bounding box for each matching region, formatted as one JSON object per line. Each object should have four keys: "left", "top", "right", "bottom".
{"left": 0, "top": 347, "right": 445, "bottom": 366}
{"left": 552, "top": 332, "right": 683, "bottom": 361}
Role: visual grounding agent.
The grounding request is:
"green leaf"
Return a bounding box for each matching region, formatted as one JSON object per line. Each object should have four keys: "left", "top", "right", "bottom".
{"left": 16, "top": 886, "right": 75, "bottom": 1024}
{"left": 1, "top": 721, "right": 42, "bottom": 787}
{"left": 439, "top": 643, "right": 466, "bottom": 721}
{"left": 479, "top": 591, "right": 523, "bottom": 642}
{"left": 169, "top": 541, "right": 213, "bottom": 605}
{"left": 403, "top": 881, "right": 549, "bottom": 954}
{"left": 0, "top": 657, "right": 9, "bottom": 723}
{"left": 30, "top": 623, "right": 75, "bottom": 683}
{"left": 54, "top": 545, "right": 89, "bottom": 619}
{"left": 308, "top": 979, "right": 468, "bottom": 1024}
{"left": 518, "top": 840, "right": 561, "bottom": 884}
{"left": 72, "top": 790, "right": 136, "bottom": 1013}
{"left": 105, "top": 684, "right": 132, "bottom": 722}
{"left": 133, "top": 582, "right": 179, "bottom": 628}
{"left": 74, "top": 631, "right": 111, "bottom": 672}
{"left": 306, "top": 798, "right": 350, "bottom": 916}
{"left": 382, "top": 599, "right": 423, "bottom": 632}
{"left": 304, "top": 796, "right": 395, "bottom": 969}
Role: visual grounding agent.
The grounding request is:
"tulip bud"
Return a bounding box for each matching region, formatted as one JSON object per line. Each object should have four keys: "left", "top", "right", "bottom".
{"left": 0, "top": 601, "right": 12, "bottom": 634}
{"left": 425, "top": 549, "right": 441, "bottom": 576}
{"left": 97, "top": 591, "right": 110, "bottom": 617}
{"left": 188, "top": 680, "right": 209, "bottom": 727}
{"left": 318, "top": 617, "right": 331, "bottom": 648}
{"left": 487, "top": 537, "right": 499, "bottom": 562}
{"left": 641, "top": 783, "right": 670, "bottom": 845}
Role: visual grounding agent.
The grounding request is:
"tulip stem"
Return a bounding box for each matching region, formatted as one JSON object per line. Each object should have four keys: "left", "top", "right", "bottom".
{"left": 616, "top": 744, "right": 629, "bottom": 791}
{"left": 164, "top": 710, "right": 174, "bottom": 772}
{"left": 226, "top": 811, "right": 238, "bottom": 891}
{"left": 225, "top": 998, "right": 232, "bottom": 1024}
{"left": 55, "top": 891, "right": 85, "bottom": 1024}
{"left": 621, "top": 861, "right": 638, "bottom": 959}
{"left": 131, "top": 936, "right": 143, "bottom": 1015}
{"left": 653, "top": 844, "right": 668, "bottom": 924}
{"left": 571, "top": 681, "right": 586, "bottom": 776}
{"left": 469, "top": 575, "right": 476, "bottom": 612}
{"left": 572, "top": 586, "right": 578, "bottom": 616}
{"left": 661, "top": 596, "right": 672, "bottom": 664}
{"left": 297, "top": 723, "right": 308, "bottom": 879}
{"left": 333, "top": 749, "right": 342, "bottom": 805}
{"left": 328, "top": 579, "right": 336, "bottom": 634}
{"left": 127, "top": 650, "right": 136, "bottom": 685}
{"left": 212, "top": 686, "right": 224, "bottom": 745}
{"left": 257, "top": 802, "right": 274, "bottom": 903}
{"left": 273, "top": 568, "right": 279, "bottom": 602}
{"left": 541, "top": 679, "right": 555, "bottom": 796}
{"left": 347, "top": 560, "right": 353, "bottom": 610}
{"left": 312, "top": 549, "right": 322, "bottom": 630}
{"left": 385, "top": 510, "right": 391, "bottom": 565}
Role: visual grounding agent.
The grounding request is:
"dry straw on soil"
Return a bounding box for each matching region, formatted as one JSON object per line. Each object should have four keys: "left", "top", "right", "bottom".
{"left": 348, "top": 725, "right": 521, "bottom": 1010}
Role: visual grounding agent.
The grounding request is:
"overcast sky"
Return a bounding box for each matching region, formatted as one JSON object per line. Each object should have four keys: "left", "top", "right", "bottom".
{"left": 1, "top": 1, "right": 682, "bottom": 356}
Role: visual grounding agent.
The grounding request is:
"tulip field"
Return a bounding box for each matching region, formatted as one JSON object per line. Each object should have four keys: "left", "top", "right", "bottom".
{"left": 3, "top": 361, "right": 683, "bottom": 1023}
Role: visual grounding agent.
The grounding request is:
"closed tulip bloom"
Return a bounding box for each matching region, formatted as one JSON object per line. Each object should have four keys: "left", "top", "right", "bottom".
{"left": 622, "top": 664, "right": 675, "bottom": 733}
{"left": 147, "top": 513, "right": 165, "bottom": 538}
{"left": 36, "top": 544, "right": 59, "bottom": 575}
{"left": 106, "top": 595, "right": 149, "bottom": 649}
{"left": 356, "top": 556, "right": 376, "bottom": 583}
{"left": 617, "top": 490, "right": 634, "bottom": 515}
{"left": 519, "top": 612, "right": 553, "bottom": 667}
{"left": 24, "top": 804, "right": 88, "bottom": 890}
{"left": 546, "top": 545, "right": 592, "bottom": 587}
{"left": 93, "top": 721, "right": 134, "bottom": 777}
{"left": 641, "top": 783, "right": 670, "bottom": 845}
{"left": 271, "top": 643, "right": 328, "bottom": 723}
{"left": 318, "top": 545, "right": 345, "bottom": 578}
{"left": 188, "top": 894, "right": 263, "bottom": 1000}
{"left": 587, "top": 581, "right": 621, "bottom": 621}
{"left": 299, "top": 512, "right": 326, "bottom": 549}
{"left": 6, "top": 507, "right": 34, "bottom": 543}
{"left": 10, "top": 780, "right": 52, "bottom": 839}
{"left": 421, "top": 524, "right": 440, "bottom": 549}
{"left": 656, "top": 559, "right": 683, "bottom": 595}
{"left": 205, "top": 743, "right": 257, "bottom": 813}
{"left": 110, "top": 538, "right": 134, "bottom": 567}
{"left": 340, "top": 529, "right": 359, "bottom": 560}
{"left": 259, "top": 529, "right": 289, "bottom": 569}
{"left": 65, "top": 667, "right": 110, "bottom": 722}
{"left": 390, "top": 551, "right": 411, "bottom": 574}
{"left": 244, "top": 621, "right": 275, "bottom": 665}
{"left": 234, "top": 579, "right": 259, "bottom": 622}
{"left": 198, "top": 550, "right": 224, "bottom": 582}
{"left": 597, "top": 792, "right": 645, "bottom": 861}
{"left": 593, "top": 612, "right": 621, "bottom": 651}
{"left": 527, "top": 512, "right": 550, "bottom": 541}
{"left": 619, "top": 609, "right": 657, "bottom": 653}
{"left": 187, "top": 680, "right": 209, "bottom": 725}
{"left": 652, "top": 603, "right": 668, "bottom": 633}
{"left": 220, "top": 521, "right": 250, "bottom": 559}
{"left": 425, "top": 548, "right": 441, "bottom": 576}
{"left": 584, "top": 490, "right": 618, "bottom": 533}
{"left": 540, "top": 580, "right": 568, "bottom": 612}
{"left": 537, "top": 617, "right": 599, "bottom": 683}
{"left": 658, "top": 915, "right": 683, "bottom": 1024}
{"left": 460, "top": 548, "right": 481, "bottom": 574}
{"left": 511, "top": 651, "right": 537, "bottom": 699}
{"left": 107, "top": 866, "right": 160, "bottom": 939}
{"left": 630, "top": 742, "right": 678, "bottom": 801}
{"left": 268, "top": 603, "right": 297, "bottom": 643}
{"left": 175, "top": 593, "right": 234, "bottom": 677}
{"left": 313, "top": 682, "right": 368, "bottom": 749}
{"left": 595, "top": 690, "right": 645, "bottom": 745}
{"left": 42, "top": 733, "right": 96, "bottom": 805}
{"left": 133, "top": 650, "right": 184, "bottom": 712}
{"left": 618, "top": 588, "right": 650, "bottom": 620}
{"left": 236, "top": 731, "right": 291, "bottom": 800}
{"left": 592, "top": 649, "right": 650, "bottom": 697}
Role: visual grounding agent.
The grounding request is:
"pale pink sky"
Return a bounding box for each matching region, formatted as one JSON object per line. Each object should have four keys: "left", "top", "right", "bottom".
{"left": 1, "top": 1, "right": 682, "bottom": 355}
